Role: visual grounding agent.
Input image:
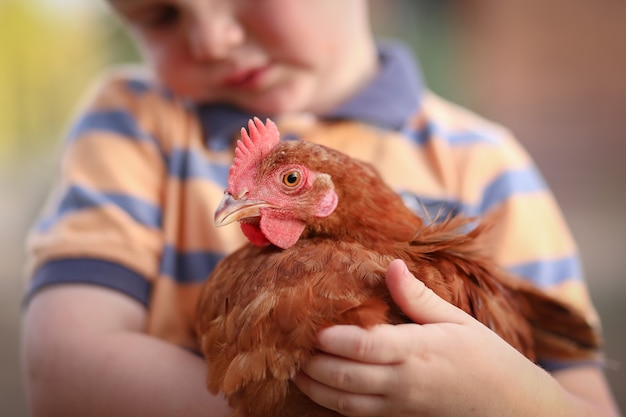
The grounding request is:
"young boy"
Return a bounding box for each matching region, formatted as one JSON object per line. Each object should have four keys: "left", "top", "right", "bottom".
{"left": 22, "top": 1, "right": 621, "bottom": 416}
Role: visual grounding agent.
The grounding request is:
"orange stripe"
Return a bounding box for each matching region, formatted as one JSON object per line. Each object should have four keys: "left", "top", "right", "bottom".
{"left": 161, "top": 177, "right": 248, "bottom": 253}
{"left": 483, "top": 192, "right": 578, "bottom": 266}
{"left": 65, "top": 133, "right": 165, "bottom": 203}
{"left": 28, "top": 205, "right": 163, "bottom": 280}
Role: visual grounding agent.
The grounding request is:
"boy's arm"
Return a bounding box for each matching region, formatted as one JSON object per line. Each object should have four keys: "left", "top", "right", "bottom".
{"left": 22, "top": 284, "right": 231, "bottom": 417}
{"left": 554, "top": 366, "right": 622, "bottom": 417}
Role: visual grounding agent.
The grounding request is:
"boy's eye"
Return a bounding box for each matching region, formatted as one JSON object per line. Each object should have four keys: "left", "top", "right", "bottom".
{"left": 140, "top": 4, "right": 180, "bottom": 29}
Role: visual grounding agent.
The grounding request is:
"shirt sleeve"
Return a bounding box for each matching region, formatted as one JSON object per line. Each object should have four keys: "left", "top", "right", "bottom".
{"left": 476, "top": 131, "right": 599, "bottom": 327}
{"left": 419, "top": 93, "right": 602, "bottom": 369}
{"left": 24, "top": 68, "right": 174, "bottom": 306}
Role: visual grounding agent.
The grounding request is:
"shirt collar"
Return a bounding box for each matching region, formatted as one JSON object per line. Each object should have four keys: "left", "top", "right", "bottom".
{"left": 321, "top": 41, "right": 423, "bottom": 130}
{"left": 197, "top": 41, "right": 423, "bottom": 149}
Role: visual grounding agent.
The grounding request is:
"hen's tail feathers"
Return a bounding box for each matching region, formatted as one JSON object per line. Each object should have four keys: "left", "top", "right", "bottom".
{"left": 514, "top": 282, "right": 602, "bottom": 361}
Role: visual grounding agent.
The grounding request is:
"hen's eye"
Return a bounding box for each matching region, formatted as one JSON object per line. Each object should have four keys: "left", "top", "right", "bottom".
{"left": 282, "top": 171, "right": 302, "bottom": 187}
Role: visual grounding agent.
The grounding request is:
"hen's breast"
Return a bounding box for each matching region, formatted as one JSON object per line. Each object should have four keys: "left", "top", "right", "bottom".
{"left": 196, "top": 239, "right": 398, "bottom": 417}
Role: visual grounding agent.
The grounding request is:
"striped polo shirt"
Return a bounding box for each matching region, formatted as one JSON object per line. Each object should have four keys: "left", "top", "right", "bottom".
{"left": 25, "top": 42, "right": 599, "bottom": 365}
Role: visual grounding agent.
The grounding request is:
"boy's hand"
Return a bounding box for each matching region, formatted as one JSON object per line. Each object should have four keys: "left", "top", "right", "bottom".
{"left": 293, "top": 260, "right": 596, "bottom": 417}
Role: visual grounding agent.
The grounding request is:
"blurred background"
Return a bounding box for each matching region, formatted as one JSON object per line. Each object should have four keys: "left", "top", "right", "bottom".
{"left": 1, "top": 0, "right": 624, "bottom": 414}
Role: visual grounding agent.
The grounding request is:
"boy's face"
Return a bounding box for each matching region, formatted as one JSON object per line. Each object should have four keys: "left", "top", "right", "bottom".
{"left": 109, "top": 0, "right": 376, "bottom": 115}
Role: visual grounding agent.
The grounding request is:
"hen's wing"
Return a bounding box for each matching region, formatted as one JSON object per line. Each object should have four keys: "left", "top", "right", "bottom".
{"left": 398, "top": 217, "right": 600, "bottom": 361}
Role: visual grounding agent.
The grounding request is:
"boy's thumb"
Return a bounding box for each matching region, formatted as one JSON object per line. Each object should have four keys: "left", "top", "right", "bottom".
{"left": 386, "top": 259, "right": 469, "bottom": 325}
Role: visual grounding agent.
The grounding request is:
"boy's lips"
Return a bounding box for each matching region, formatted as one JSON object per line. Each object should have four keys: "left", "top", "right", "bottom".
{"left": 222, "top": 65, "right": 271, "bottom": 90}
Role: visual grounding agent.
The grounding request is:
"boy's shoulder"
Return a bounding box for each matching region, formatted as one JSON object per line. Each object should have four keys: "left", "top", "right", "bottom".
{"left": 412, "top": 90, "right": 535, "bottom": 174}
{"left": 417, "top": 91, "right": 516, "bottom": 148}
{"left": 95, "top": 64, "right": 159, "bottom": 91}
{"left": 81, "top": 65, "right": 177, "bottom": 110}
{"left": 69, "top": 65, "right": 203, "bottom": 152}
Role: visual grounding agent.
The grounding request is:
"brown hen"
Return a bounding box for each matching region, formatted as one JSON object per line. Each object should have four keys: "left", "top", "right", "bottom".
{"left": 196, "top": 118, "right": 600, "bottom": 417}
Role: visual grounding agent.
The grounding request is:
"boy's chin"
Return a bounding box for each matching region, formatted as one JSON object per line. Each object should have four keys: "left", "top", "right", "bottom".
{"left": 230, "top": 91, "right": 313, "bottom": 116}
{"left": 180, "top": 82, "right": 317, "bottom": 116}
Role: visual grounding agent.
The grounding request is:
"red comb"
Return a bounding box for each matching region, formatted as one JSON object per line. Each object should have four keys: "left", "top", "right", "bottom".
{"left": 228, "top": 117, "right": 280, "bottom": 194}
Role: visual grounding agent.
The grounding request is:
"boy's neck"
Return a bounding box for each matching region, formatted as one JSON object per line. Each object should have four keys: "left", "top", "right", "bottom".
{"left": 313, "top": 39, "right": 379, "bottom": 115}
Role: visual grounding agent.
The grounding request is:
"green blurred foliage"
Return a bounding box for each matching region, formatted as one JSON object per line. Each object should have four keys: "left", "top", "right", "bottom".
{"left": 0, "top": 0, "right": 138, "bottom": 165}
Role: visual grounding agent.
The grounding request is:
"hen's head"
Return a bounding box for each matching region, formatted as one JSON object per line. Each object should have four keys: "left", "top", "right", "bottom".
{"left": 214, "top": 118, "right": 339, "bottom": 249}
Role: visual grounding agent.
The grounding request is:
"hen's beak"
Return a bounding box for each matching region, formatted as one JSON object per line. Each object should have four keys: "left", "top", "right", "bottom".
{"left": 214, "top": 193, "right": 274, "bottom": 227}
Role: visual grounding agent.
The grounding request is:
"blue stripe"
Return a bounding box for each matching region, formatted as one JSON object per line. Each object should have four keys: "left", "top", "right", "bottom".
{"left": 124, "top": 79, "right": 175, "bottom": 101}
{"left": 125, "top": 79, "right": 152, "bottom": 94}
{"left": 168, "top": 149, "right": 230, "bottom": 186}
{"left": 25, "top": 258, "right": 151, "bottom": 307}
{"left": 446, "top": 129, "right": 500, "bottom": 146}
{"left": 403, "top": 126, "right": 429, "bottom": 146}
{"left": 399, "top": 191, "right": 465, "bottom": 223}
{"left": 507, "top": 255, "right": 583, "bottom": 288}
{"left": 37, "top": 184, "right": 162, "bottom": 232}
{"left": 400, "top": 191, "right": 583, "bottom": 288}
{"left": 400, "top": 168, "right": 547, "bottom": 220}
{"left": 159, "top": 245, "right": 225, "bottom": 284}
{"left": 421, "top": 121, "right": 500, "bottom": 146}
{"left": 480, "top": 167, "right": 547, "bottom": 214}
{"left": 68, "top": 110, "right": 155, "bottom": 143}
{"left": 410, "top": 120, "right": 502, "bottom": 147}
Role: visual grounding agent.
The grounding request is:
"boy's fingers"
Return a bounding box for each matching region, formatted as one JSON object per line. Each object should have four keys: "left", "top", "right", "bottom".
{"left": 386, "top": 259, "right": 469, "bottom": 325}
{"left": 313, "top": 260, "right": 472, "bottom": 364}
{"left": 316, "top": 324, "right": 414, "bottom": 364}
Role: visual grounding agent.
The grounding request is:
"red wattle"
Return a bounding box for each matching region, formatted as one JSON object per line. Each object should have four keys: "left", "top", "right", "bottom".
{"left": 240, "top": 222, "right": 271, "bottom": 247}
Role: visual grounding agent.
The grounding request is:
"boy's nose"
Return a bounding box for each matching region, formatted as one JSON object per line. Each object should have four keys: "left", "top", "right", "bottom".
{"left": 189, "top": 14, "right": 245, "bottom": 60}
